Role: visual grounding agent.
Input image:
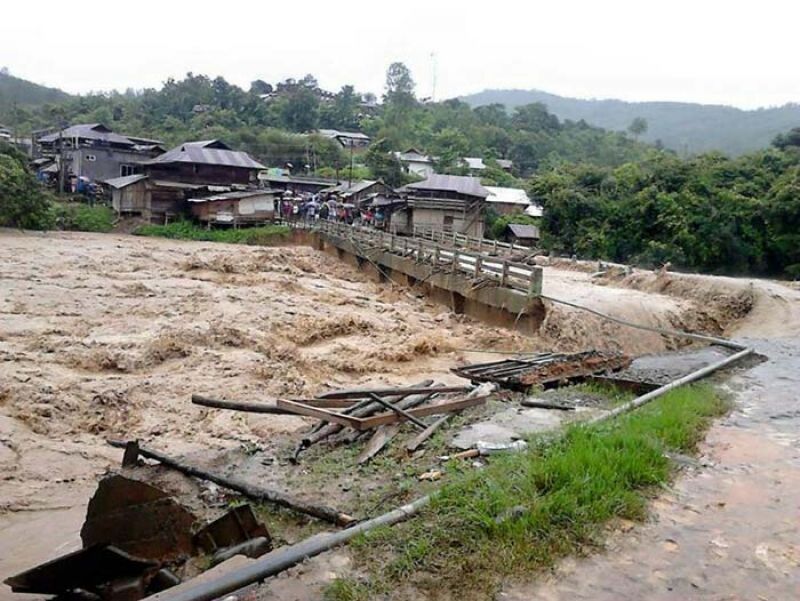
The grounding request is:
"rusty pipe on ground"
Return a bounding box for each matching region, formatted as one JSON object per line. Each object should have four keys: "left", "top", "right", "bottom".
{"left": 140, "top": 495, "right": 431, "bottom": 601}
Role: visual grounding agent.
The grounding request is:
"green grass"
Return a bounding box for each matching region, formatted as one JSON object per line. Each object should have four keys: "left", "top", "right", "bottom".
{"left": 327, "top": 384, "right": 728, "bottom": 600}
{"left": 55, "top": 202, "right": 115, "bottom": 232}
{"left": 134, "top": 220, "right": 291, "bottom": 245}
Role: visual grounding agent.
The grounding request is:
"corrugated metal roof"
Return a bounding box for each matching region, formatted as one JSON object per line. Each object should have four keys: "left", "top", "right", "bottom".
{"left": 405, "top": 174, "right": 489, "bottom": 198}
{"left": 142, "top": 140, "right": 265, "bottom": 170}
{"left": 188, "top": 190, "right": 275, "bottom": 203}
{"left": 325, "top": 179, "right": 378, "bottom": 194}
{"left": 463, "top": 157, "right": 486, "bottom": 170}
{"left": 485, "top": 186, "right": 530, "bottom": 205}
{"left": 496, "top": 159, "right": 513, "bottom": 170}
{"left": 507, "top": 223, "right": 540, "bottom": 239}
{"left": 525, "top": 204, "right": 543, "bottom": 218}
{"left": 104, "top": 174, "right": 148, "bottom": 189}
{"left": 39, "top": 123, "right": 136, "bottom": 147}
{"left": 317, "top": 129, "right": 370, "bottom": 140}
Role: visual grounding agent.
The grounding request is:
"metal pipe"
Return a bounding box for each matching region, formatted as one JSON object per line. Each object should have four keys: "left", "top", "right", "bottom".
{"left": 142, "top": 496, "right": 431, "bottom": 601}
{"left": 588, "top": 345, "right": 753, "bottom": 425}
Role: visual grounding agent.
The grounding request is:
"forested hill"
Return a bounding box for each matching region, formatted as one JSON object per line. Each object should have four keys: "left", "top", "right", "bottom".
{"left": 0, "top": 70, "right": 71, "bottom": 119}
{"left": 460, "top": 89, "right": 800, "bottom": 156}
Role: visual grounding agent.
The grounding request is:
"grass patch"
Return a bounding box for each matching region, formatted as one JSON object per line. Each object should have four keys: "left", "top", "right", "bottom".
{"left": 332, "top": 384, "right": 728, "bottom": 599}
{"left": 55, "top": 202, "right": 115, "bottom": 232}
{"left": 134, "top": 220, "right": 291, "bottom": 245}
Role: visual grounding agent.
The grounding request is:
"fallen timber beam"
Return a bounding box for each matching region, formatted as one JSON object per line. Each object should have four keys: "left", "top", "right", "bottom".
{"left": 107, "top": 440, "right": 355, "bottom": 527}
{"left": 294, "top": 381, "right": 435, "bottom": 459}
{"left": 367, "top": 393, "right": 428, "bottom": 429}
{"left": 191, "top": 395, "right": 356, "bottom": 414}
{"left": 520, "top": 399, "right": 576, "bottom": 411}
{"left": 316, "top": 385, "right": 470, "bottom": 399}
{"left": 280, "top": 395, "right": 489, "bottom": 431}
{"left": 406, "top": 415, "right": 451, "bottom": 453}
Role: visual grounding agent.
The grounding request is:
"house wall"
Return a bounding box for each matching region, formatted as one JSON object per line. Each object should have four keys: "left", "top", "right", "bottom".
{"left": 146, "top": 163, "right": 256, "bottom": 186}
{"left": 406, "top": 161, "right": 435, "bottom": 178}
{"left": 486, "top": 202, "right": 525, "bottom": 216}
{"left": 410, "top": 207, "right": 485, "bottom": 238}
{"left": 70, "top": 147, "right": 153, "bottom": 182}
{"left": 190, "top": 195, "right": 276, "bottom": 224}
{"left": 112, "top": 181, "right": 148, "bottom": 213}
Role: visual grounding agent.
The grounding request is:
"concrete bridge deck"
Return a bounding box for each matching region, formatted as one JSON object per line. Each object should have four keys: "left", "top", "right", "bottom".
{"left": 303, "top": 222, "right": 546, "bottom": 333}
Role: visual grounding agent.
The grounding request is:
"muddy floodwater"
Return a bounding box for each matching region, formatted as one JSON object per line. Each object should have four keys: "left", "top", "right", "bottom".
{"left": 1, "top": 229, "right": 798, "bottom": 601}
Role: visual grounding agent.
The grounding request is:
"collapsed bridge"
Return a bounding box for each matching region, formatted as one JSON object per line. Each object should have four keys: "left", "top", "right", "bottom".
{"left": 302, "top": 221, "right": 546, "bottom": 333}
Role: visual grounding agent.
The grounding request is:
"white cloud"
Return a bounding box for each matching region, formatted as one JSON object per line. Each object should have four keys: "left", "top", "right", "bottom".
{"left": 1, "top": 0, "right": 797, "bottom": 108}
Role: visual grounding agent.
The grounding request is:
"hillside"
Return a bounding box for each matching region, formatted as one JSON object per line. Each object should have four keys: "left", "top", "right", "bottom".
{"left": 0, "top": 70, "right": 71, "bottom": 122}
{"left": 460, "top": 89, "right": 800, "bottom": 156}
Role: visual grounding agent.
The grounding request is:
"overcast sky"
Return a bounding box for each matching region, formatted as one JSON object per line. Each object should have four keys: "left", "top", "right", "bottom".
{"left": 1, "top": 0, "right": 797, "bottom": 109}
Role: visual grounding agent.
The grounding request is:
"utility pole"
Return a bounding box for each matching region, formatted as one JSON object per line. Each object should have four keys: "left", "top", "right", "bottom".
{"left": 430, "top": 52, "right": 438, "bottom": 102}
{"left": 348, "top": 142, "right": 354, "bottom": 187}
{"left": 57, "top": 122, "right": 66, "bottom": 195}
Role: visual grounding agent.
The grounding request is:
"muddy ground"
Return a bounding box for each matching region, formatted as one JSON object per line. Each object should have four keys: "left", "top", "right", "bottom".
{"left": 0, "top": 229, "right": 792, "bottom": 600}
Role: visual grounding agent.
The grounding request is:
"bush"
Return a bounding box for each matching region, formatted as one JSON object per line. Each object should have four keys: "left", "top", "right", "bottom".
{"left": 54, "top": 203, "right": 115, "bottom": 233}
{"left": 134, "top": 220, "right": 291, "bottom": 245}
{"left": 0, "top": 144, "right": 56, "bottom": 230}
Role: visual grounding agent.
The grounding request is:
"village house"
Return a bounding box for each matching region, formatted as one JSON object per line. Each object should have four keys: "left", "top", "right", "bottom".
{"left": 105, "top": 139, "right": 266, "bottom": 223}
{"left": 259, "top": 172, "right": 337, "bottom": 196}
{"left": 395, "top": 174, "right": 489, "bottom": 238}
{"left": 36, "top": 123, "right": 164, "bottom": 186}
{"left": 322, "top": 179, "right": 392, "bottom": 205}
{"left": 484, "top": 186, "right": 532, "bottom": 215}
{"left": 0, "top": 123, "right": 11, "bottom": 141}
{"left": 501, "top": 223, "right": 541, "bottom": 247}
{"left": 395, "top": 148, "right": 435, "bottom": 178}
{"left": 317, "top": 129, "right": 371, "bottom": 149}
{"left": 188, "top": 189, "right": 278, "bottom": 226}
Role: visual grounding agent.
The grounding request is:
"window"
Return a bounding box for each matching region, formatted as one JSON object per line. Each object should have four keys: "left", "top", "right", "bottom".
{"left": 120, "top": 164, "right": 139, "bottom": 177}
{"left": 85, "top": 154, "right": 97, "bottom": 162}
{"left": 443, "top": 215, "right": 454, "bottom": 232}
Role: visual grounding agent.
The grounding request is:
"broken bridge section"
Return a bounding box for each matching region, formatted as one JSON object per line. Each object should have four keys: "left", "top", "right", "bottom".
{"left": 308, "top": 222, "right": 546, "bottom": 334}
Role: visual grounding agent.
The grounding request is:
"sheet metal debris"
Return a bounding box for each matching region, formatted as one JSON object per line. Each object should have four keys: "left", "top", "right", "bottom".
{"left": 81, "top": 474, "right": 197, "bottom": 563}
{"left": 451, "top": 350, "right": 631, "bottom": 390}
{"left": 194, "top": 505, "right": 271, "bottom": 555}
{"left": 4, "top": 544, "right": 157, "bottom": 597}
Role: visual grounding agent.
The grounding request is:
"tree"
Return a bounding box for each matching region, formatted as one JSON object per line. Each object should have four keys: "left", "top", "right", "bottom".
{"left": 628, "top": 117, "right": 648, "bottom": 138}
{"left": 0, "top": 143, "right": 54, "bottom": 230}
{"left": 250, "top": 80, "right": 273, "bottom": 95}
{"left": 365, "top": 138, "right": 406, "bottom": 187}
{"left": 384, "top": 62, "right": 416, "bottom": 107}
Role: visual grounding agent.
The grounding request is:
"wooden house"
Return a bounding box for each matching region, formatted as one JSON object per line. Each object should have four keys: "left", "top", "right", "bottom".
{"left": 188, "top": 190, "right": 277, "bottom": 226}
{"left": 37, "top": 123, "right": 163, "bottom": 186}
{"left": 322, "top": 180, "right": 392, "bottom": 205}
{"left": 106, "top": 139, "right": 266, "bottom": 223}
{"left": 502, "top": 223, "right": 541, "bottom": 247}
{"left": 140, "top": 140, "right": 265, "bottom": 186}
{"left": 397, "top": 174, "right": 489, "bottom": 238}
{"left": 485, "top": 186, "right": 531, "bottom": 216}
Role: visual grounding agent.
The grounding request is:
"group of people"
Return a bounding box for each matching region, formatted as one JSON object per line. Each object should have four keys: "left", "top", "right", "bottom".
{"left": 278, "top": 194, "right": 388, "bottom": 229}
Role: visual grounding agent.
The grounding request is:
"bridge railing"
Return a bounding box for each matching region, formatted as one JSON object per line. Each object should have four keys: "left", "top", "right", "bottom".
{"left": 315, "top": 221, "right": 543, "bottom": 297}
{"left": 411, "top": 224, "right": 533, "bottom": 255}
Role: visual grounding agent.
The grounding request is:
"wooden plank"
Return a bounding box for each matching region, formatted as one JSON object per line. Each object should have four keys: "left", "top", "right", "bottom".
{"left": 406, "top": 415, "right": 451, "bottom": 453}
{"left": 316, "top": 385, "right": 469, "bottom": 400}
{"left": 276, "top": 400, "right": 364, "bottom": 429}
{"left": 356, "top": 395, "right": 489, "bottom": 430}
{"left": 357, "top": 424, "right": 400, "bottom": 464}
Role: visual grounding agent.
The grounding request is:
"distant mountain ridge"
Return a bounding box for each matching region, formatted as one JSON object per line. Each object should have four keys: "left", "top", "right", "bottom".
{"left": 460, "top": 89, "right": 800, "bottom": 156}
{"left": 0, "top": 70, "right": 71, "bottom": 124}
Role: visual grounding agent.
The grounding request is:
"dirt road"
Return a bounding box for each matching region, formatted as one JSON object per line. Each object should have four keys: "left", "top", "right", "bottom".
{"left": 0, "top": 229, "right": 790, "bottom": 599}
{"left": 504, "top": 283, "right": 800, "bottom": 599}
